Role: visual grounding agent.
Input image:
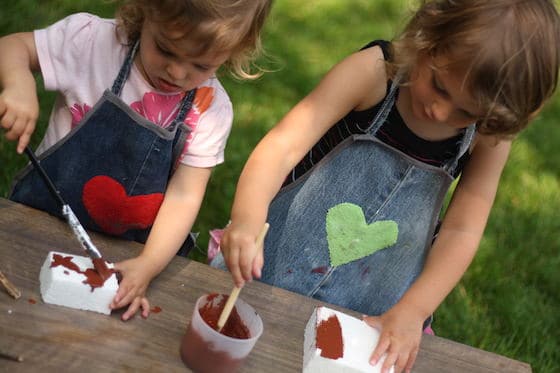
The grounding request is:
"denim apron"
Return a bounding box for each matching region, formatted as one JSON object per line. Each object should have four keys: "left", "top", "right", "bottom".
{"left": 261, "top": 79, "right": 475, "bottom": 316}
{"left": 10, "top": 42, "right": 196, "bottom": 244}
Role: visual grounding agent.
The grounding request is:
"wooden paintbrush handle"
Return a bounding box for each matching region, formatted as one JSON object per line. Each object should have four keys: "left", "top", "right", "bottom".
{"left": 216, "top": 286, "right": 242, "bottom": 331}
{"left": 216, "top": 223, "right": 270, "bottom": 332}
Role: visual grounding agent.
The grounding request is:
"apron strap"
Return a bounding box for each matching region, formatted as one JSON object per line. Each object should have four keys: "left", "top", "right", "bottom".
{"left": 443, "top": 124, "right": 476, "bottom": 173}
{"left": 365, "top": 72, "right": 476, "bottom": 174}
{"left": 365, "top": 74, "right": 401, "bottom": 136}
{"left": 167, "top": 89, "right": 197, "bottom": 133}
{"left": 111, "top": 40, "right": 140, "bottom": 96}
{"left": 169, "top": 89, "right": 197, "bottom": 166}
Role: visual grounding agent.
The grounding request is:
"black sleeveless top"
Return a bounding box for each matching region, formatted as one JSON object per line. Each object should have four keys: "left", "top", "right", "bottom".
{"left": 284, "top": 40, "right": 470, "bottom": 186}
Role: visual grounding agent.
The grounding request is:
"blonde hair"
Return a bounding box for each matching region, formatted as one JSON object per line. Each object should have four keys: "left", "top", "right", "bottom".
{"left": 115, "top": 0, "right": 273, "bottom": 79}
{"left": 389, "top": 0, "right": 560, "bottom": 137}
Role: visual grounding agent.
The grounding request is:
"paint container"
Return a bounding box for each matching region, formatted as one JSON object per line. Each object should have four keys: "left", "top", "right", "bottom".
{"left": 180, "top": 293, "right": 263, "bottom": 373}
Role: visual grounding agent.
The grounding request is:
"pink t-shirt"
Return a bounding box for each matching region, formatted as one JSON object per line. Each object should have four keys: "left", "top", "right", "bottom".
{"left": 34, "top": 12, "right": 233, "bottom": 168}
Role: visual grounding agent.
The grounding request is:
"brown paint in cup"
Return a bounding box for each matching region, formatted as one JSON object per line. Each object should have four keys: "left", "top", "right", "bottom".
{"left": 180, "top": 293, "right": 263, "bottom": 373}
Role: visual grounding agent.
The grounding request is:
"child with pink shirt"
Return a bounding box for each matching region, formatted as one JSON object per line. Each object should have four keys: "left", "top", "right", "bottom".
{"left": 0, "top": 0, "right": 272, "bottom": 320}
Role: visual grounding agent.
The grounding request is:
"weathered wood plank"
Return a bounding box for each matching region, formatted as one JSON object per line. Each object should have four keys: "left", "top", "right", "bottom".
{"left": 0, "top": 198, "right": 531, "bottom": 372}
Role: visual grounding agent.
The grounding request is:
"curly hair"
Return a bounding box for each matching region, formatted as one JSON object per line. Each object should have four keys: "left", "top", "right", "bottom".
{"left": 115, "top": 0, "right": 272, "bottom": 79}
{"left": 388, "top": 0, "right": 560, "bottom": 138}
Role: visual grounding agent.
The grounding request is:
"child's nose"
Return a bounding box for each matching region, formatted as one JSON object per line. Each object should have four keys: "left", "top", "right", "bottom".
{"left": 167, "top": 62, "right": 189, "bottom": 82}
{"left": 431, "top": 100, "right": 452, "bottom": 122}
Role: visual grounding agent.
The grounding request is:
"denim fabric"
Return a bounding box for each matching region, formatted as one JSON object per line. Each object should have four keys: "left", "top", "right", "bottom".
{"left": 213, "top": 79, "right": 475, "bottom": 317}
{"left": 262, "top": 135, "right": 452, "bottom": 315}
{"left": 10, "top": 41, "right": 195, "bottom": 243}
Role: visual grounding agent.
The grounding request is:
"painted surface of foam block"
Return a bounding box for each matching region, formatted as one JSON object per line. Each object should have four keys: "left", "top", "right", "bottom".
{"left": 39, "top": 251, "right": 118, "bottom": 315}
{"left": 303, "top": 306, "right": 394, "bottom": 373}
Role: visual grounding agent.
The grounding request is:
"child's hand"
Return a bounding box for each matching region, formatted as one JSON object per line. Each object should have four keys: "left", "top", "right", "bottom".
{"left": 0, "top": 75, "right": 39, "bottom": 153}
{"left": 363, "top": 305, "right": 425, "bottom": 373}
{"left": 220, "top": 222, "right": 264, "bottom": 288}
{"left": 110, "top": 256, "right": 156, "bottom": 321}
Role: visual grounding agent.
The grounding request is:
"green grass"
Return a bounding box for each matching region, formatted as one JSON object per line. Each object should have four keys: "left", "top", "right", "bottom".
{"left": 1, "top": 1, "right": 559, "bottom": 371}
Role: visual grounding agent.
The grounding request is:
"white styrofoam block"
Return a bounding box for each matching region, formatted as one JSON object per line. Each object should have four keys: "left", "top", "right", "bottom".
{"left": 303, "top": 306, "right": 394, "bottom": 373}
{"left": 39, "top": 251, "right": 118, "bottom": 315}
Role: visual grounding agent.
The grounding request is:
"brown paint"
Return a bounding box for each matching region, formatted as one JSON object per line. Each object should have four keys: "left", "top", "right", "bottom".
{"left": 180, "top": 294, "right": 254, "bottom": 372}
{"left": 311, "top": 266, "right": 328, "bottom": 274}
{"left": 81, "top": 268, "right": 105, "bottom": 289}
{"left": 199, "top": 293, "right": 250, "bottom": 339}
{"left": 51, "top": 254, "right": 81, "bottom": 273}
{"left": 50, "top": 253, "right": 112, "bottom": 291}
{"left": 316, "top": 314, "right": 344, "bottom": 359}
{"left": 180, "top": 323, "right": 245, "bottom": 373}
{"left": 92, "top": 258, "right": 113, "bottom": 281}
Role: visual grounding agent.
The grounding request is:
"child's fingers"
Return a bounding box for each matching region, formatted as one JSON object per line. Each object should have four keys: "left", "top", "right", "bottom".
{"left": 0, "top": 111, "right": 16, "bottom": 131}
{"left": 239, "top": 249, "right": 255, "bottom": 283}
{"left": 110, "top": 289, "right": 127, "bottom": 309}
{"left": 111, "top": 283, "right": 135, "bottom": 309}
{"left": 17, "top": 132, "right": 31, "bottom": 154}
{"left": 382, "top": 350, "right": 401, "bottom": 373}
{"left": 369, "top": 333, "right": 390, "bottom": 365}
{"left": 252, "top": 249, "right": 264, "bottom": 279}
{"left": 241, "top": 266, "right": 252, "bottom": 283}
{"left": 4, "top": 118, "right": 30, "bottom": 150}
{"left": 225, "top": 248, "right": 245, "bottom": 288}
{"left": 389, "top": 350, "right": 408, "bottom": 373}
{"left": 140, "top": 298, "right": 150, "bottom": 319}
{"left": 121, "top": 297, "right": 142, "bottom": 321}
{"left": 16, "top": 119, "right": 35, "bottom": 153}
{"left": 405, "top": 347, "right": 419, "bottom": 373}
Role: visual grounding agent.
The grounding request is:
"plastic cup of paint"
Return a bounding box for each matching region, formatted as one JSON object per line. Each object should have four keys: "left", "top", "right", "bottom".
{"left": 180, "top": 293, "right": 263, "bottom": 373}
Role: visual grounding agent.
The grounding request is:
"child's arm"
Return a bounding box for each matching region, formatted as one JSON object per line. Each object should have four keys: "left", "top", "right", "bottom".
{"left": 0, "top": 32, "right": 40, "bottom": 153}
{"left": 110, "top": 164, "right": 212, "bottom": 321}
{"left": 220, "top": 46, "right": 389, "bottom": 287}
{"left": 366, "top": 137, "right": 511, "bottom": 373}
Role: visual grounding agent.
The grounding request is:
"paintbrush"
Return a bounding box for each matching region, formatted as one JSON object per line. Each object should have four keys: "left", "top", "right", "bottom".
{"left": 216, "top": 223, "right": 270, "bottom": 333}
{"left": 24, "top": 146, "right": 112, "bottom": 281}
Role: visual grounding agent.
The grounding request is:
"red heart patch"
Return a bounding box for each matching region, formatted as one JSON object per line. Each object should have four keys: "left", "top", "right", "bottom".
{"left": 82, "top": 175, "right": 164, "bottom": 235}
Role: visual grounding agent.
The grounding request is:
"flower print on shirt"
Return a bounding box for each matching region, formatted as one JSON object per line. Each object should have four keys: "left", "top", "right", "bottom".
{"left": 130, "top": 87, "right": 213, "bottom": 131}
{"left": 129, "top": 87, "right": 215, "bottom": 162}
{"left": 69, "top": 87, "right": 215, "bottom": 163}
{"left": 130, "top": 92, "right": 185, "bottom": 127}
{"left": 70, "top": 103, "right": 92, "bottom": 128}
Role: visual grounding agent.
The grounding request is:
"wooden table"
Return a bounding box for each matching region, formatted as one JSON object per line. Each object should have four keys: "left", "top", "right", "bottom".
{"left": 0, "top": 198, "right": 531, "bottom": 372}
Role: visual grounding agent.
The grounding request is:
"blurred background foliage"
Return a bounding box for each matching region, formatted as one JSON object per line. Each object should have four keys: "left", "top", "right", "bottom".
{"left": 1, "top": 1, "right": 558, "bottom": 371}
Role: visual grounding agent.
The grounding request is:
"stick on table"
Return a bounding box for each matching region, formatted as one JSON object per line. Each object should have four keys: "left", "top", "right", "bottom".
{"left": 216, "top": 223, "right": 270, "bottom": 332}
{"left": 0, "top": 349, "right": 24, "bottom": 362}
{"left": 0, "top": 270, "right": 21, "bottom": 299}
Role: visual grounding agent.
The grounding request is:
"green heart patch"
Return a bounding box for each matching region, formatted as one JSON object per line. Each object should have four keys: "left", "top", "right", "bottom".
{"left": 326, "top": 203, "right": 398, "bottom": 267}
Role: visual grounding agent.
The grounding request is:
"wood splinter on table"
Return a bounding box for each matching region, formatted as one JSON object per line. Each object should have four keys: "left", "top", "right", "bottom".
{"left": 0, "top": 270, "right": 21, "bottom": 299}
{"left": 0, "top": 349, "right": 24, "bottom": 362}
